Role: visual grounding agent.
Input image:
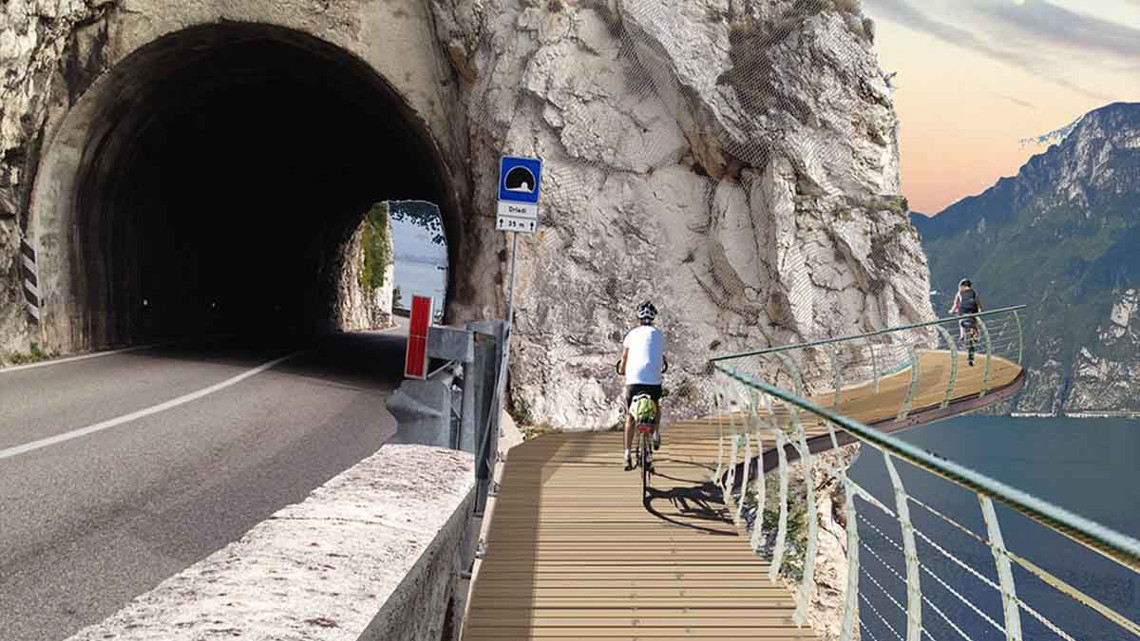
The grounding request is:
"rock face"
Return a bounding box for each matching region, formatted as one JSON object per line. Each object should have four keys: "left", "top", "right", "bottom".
{"left": 1, "top": 0, "right": 933, "bottom": 429}
{"left": 436, "top": 0, "right": 933, "bottom": 428}
{"left": 753, "top": 443, "right": 860, "bottom": 641}
{"left": 334, "top": 219, "right": 396, "bottom": 333}
{"left": 915, "top": 102, "right": 1140, "bottom": 415}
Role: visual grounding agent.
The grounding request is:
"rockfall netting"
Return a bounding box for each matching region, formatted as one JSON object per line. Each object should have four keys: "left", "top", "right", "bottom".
{"left": 432, "top": 0, "right": 934, "bottom": 429}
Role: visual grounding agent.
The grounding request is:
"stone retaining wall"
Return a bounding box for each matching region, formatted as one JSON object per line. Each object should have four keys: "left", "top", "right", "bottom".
{"left": 65, "top": 444, "right": 475, "bottom": 641}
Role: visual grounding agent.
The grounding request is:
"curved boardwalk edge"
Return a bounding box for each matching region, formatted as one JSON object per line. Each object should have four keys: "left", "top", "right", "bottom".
{"left": 463, "top": 351, "right": 1022, "bottom": 640}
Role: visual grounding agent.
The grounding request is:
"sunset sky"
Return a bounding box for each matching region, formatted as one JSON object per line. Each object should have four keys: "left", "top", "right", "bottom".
{"left": 861, "top": 0, "right": 1140, "bottom": 214}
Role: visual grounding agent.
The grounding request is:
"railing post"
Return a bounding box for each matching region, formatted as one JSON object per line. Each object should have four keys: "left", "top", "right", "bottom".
{"left": 748, "top": 391, "right": 767, "bottom": 552}
{"left": 830, "top": 344, "right": 843, "bottom": 410}
{"left": 1013, "top": 309, "right": 1024, "bottom": 366}
{"left": 769, "top": 425, "right": 790, "bottom": 582}
{"left": 980, "top": 494, "right": 1024, "bottom": 641}
{"left": 897, "top": 345, "right": 921, "bottom": 420}
{"left": 776, "top": 352, "right": 804, "bottom": 398}
{"left": 714, "top": 390, "right": 727, "bottom": 483}
{"left": 839, "top": 478, "right": 861, "bottom": 641}
{"left": 722, "top": 398, "right": 743, "bottom": 516}
{"left": 934, "top": 324, "right": 958, "bottom": 408}
{"left": 736, "top": 395, "right": 752, "bottom": 527}
{"left": 978, "top": 317, "right": 993, "bottom": 397}
{"left": 883, "top": 453, "right": 922, "bottom": 641}
{"left": 791, "top": 406, "right": 819, "bottom": 627}
{"left": 869, "top": 340, "right": 881, "bottom": 393}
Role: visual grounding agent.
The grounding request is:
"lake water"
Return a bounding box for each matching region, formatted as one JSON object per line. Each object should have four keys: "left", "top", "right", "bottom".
{"left": 392, "top": 261, "right": 446, "bottom": 312}
{"left": 849, "top": 416, "right": 1140, "bottom": 641}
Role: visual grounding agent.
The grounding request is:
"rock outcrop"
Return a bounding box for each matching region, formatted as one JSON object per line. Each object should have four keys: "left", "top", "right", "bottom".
{"left": 752, "top": 443, "right": 860, "bottom": 641}
{"left": 1, "top": 0, "right": 934, "bottom": 429}
{"left": 435, "top": 0, "right": 933, "bottom": 428}
{"left": 334, "top": 213, "right": 396, "bottom": 333}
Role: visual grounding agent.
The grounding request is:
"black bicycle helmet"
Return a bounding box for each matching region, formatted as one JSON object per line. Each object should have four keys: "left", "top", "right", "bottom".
{"left": 636, "top": 301, "right": 658, "bottom": 322}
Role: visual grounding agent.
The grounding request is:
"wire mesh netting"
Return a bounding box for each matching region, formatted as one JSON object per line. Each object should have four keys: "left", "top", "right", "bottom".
{"left": 452, "top": 0, "right": 929, "bottom": 430}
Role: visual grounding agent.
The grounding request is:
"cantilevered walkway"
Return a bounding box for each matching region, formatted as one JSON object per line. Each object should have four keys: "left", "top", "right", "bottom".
{"left": 464, "top": 307, "right": 1140, "bottom": 640}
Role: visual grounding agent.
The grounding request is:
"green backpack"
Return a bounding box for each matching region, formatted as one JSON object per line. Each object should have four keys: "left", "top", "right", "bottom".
{"left": 630, "top": 394, "right": 656, "bottom": 423}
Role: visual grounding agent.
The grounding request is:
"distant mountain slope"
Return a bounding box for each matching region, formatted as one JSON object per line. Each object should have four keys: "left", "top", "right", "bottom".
{"left": 915, "top": 102, "right": 1140, "bottom": 413}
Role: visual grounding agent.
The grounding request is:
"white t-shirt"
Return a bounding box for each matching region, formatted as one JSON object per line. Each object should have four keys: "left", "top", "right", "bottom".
{"left": 623, "top": 325, "right": 665, "bottom": 385}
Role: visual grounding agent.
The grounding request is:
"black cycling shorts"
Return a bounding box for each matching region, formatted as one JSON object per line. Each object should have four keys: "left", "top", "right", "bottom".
{"left": 625, "top": 384, "right": 663, "bottom": 407}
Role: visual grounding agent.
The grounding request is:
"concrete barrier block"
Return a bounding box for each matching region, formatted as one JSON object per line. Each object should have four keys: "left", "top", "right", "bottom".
{"left": 65, "top": 444, "right": 475, "bottom": 641}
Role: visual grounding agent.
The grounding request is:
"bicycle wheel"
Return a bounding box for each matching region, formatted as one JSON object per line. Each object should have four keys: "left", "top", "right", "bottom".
{"left": 640, "top": 433, "right": 651, "bottom": 493}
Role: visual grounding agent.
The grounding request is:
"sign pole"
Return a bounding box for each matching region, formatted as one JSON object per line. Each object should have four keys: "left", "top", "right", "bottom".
{"left": 489, "top": 154, "right": 540, "bottom": 467}
{"left": 498, "top": 231, "right": 519, "bottom": 423}
{"left": 505, "top": 231, "right": 519, "bottom": 329}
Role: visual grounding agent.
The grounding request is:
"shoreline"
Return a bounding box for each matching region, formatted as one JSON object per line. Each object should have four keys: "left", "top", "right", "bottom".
{"left": 1009, "top": 412, "right": 1140, "bottom": 419}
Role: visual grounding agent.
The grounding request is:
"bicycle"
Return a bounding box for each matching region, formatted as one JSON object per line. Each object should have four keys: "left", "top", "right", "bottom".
{"left": 628, "top": 393, "right": 659, "bottom": 494}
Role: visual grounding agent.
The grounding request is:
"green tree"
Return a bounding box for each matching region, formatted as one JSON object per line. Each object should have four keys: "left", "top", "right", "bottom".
{"left": 389, "top": 200, "right": 446, "bottom": 245}
{"left": 359, "top": 202, "right": 391, "bottom": 291}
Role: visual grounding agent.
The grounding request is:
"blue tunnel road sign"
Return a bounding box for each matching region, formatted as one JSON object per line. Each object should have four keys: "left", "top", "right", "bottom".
{"left": 499, "top": 156, "right": 542, "bottom": 204}
{"left": 497, "top": 156, "right": 542, "bottom": 233}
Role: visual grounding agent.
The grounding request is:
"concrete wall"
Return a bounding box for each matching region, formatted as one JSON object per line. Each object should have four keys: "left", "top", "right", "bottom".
{"left": 63, "top": 444, "right": 476, "bottom": 641}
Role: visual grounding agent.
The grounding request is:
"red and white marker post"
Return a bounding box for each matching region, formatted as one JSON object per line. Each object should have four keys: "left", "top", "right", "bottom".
{"left": 404, "top": 295, "right": 433, "bottom": 379}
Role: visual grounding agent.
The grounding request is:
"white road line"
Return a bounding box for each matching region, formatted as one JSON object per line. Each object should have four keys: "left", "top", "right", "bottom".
{"left": 0, "top": 352, "right": 300, "bottom": 461}
{"left": 0, "top": 343, "right": 168, "bottom": 375}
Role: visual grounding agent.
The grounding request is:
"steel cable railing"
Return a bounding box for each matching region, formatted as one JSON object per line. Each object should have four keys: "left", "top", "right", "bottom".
{"left": 711, "top": 306, "right": 1028, "bottom": 422}
{"left": 702, "top": 306, "right": 1140, "bottom": 641}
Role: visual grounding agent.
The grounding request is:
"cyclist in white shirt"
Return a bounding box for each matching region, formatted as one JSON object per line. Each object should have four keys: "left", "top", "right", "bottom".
{"left": 618, "top": 301, "right": 668, "bottom": 470}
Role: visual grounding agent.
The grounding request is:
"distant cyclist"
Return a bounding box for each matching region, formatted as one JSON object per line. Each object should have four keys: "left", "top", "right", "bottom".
{"left": 618, "top": 301, "right": 668, "bottom": 470}
{"left": 949, "top": 278, "right": 983, "bottom": 366}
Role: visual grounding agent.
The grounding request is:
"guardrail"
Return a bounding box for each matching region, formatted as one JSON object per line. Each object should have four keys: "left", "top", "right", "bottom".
{"left": 712, "top": 306, "right": 1027, "bottom": 421}
{"left": 706, "top": 308, "right": 1140, "bottom": 641}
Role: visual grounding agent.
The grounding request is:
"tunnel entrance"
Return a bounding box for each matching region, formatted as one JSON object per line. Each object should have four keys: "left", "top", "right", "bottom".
{"left": 32, "top": 23, "right": 458, "bottom": 349}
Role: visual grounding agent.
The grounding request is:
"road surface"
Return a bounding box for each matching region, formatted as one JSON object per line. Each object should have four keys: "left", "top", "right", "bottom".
{"left": 0, "top": 326, "right": 408, "bottom": 641}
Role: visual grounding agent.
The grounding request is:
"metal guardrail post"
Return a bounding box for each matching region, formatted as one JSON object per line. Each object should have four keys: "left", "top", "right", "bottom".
{"left": 897, "top": 345, "right": 921, "bottom": 420}
{"left": 769, "top": 423, "right": 790, "bottom": 583}
{"left": 1013, "top": 309, "right": 1024, "bottom": 366}
{"left": 736, "top": 410, "right": 751, "bottom": 527}
{"left": 724, "top": 405, "right": 741, "bottom": 520}
{"left": 883, "top": 453, "right": 922, "bottom": 641}
{"left": 749, "top": 391, "right": 767, "bottom": 552}
{"left": 791, "top": 406, "right": 819, "bottom": 627}
{"left": 980, "top": 494, "right": 1024, "bottom": 641}
{"left": 934, "top": 324, "right": 958, "bottom": 408}
{"left": 978, "top": 316, "right": 993, "bottom": 397}
{"left": 839, "top": 478, "right": 861, "bottom": 641}
{"left": 714, "top": 391, "right": 727, "bottom": 483}
{"left": 869, "top": 340, "right": 880, "bottom": 393}
{"left": 776, "top": 352, "right": 804, "bottom": 397}
{"left": 829, "top": 344, "right": 843, "bottom": 410}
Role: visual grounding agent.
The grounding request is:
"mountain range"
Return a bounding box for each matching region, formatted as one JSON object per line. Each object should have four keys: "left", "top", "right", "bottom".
{"left": 912, "top": 102, "right": 1140, "bottom": 414}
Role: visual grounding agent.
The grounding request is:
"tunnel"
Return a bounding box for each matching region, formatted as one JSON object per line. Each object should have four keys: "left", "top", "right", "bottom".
{"left": 47, "top": 23, "right": 458, "bottom": 348}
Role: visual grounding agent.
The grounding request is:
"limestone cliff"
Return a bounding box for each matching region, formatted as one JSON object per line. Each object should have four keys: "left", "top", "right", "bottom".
{"left": 1, "top": 0, "right": 112, "bottom": 354}
{"left": 750, "top": 443, "right": 860, "bottom": 641}
{"left": 334, "top": 212, "right": 396, "bottom": 333}
{"left": 433, "top": 0, "right": 934, "bottom": 428}
{"left": 1, "top": 0, "right": 934, "bottom": 430}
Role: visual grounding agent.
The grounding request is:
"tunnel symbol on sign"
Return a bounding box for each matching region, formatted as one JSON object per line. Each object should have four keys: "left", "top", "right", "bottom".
{"left": 504, "top": 167, "right": 536, "bottom": 194}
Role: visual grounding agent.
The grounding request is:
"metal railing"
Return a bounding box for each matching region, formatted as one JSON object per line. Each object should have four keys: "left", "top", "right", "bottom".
{"left": 706, "top": 309, "right": 1140, "bottom": 641}
{"left": 711, "top": 306, "right": 1027, "bottom": 421}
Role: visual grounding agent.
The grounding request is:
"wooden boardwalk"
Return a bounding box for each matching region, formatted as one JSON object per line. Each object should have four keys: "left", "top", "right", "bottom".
{"left": 463, "top": 351, "right": 1023, "bottom": 640}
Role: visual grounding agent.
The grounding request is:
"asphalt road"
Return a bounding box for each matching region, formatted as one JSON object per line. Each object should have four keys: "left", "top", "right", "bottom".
{"left": 0, "top": 325, "right": 409, "bottom": 641}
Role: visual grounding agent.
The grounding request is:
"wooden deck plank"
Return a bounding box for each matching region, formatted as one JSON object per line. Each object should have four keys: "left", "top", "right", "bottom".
{"left": 462, "top": 350, "right": 1021, "bottom": 640}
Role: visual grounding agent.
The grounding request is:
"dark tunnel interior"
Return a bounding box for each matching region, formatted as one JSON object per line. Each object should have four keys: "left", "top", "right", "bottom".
{"left": 71, "top": 24, "right": 455, "bottom": 347}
